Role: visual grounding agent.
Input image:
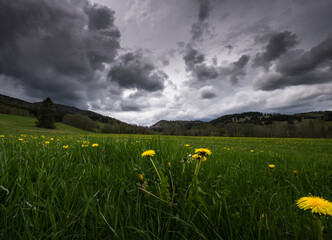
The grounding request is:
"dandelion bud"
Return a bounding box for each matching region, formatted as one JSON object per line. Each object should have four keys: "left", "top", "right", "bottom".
{"left": 168, "top": 162, "right": 171, "bottom": 169}
{"left": 293, "top": 170, "right": 298, "bottom": 176}
{"left": 138, "top": 174, "right": 144, "bottom": 184}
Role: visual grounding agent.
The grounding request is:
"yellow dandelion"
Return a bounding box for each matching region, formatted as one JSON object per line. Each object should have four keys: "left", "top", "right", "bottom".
{"left": 0, "top": 135, "right": 4, "bottom": 138}
{"left": 141, "top": 150, "right": 155, "bottom": 157}
{"left": 250, "top": 150, "right": 254, "bottom": 153}
{"left": 192, "top": 153, "right": 207, "bottom": 162}
{"left": 92, "top": 143, "right": 99, "bottom": 147}
{"left": 194, "top": 148, "right": 212, "bottom": 156}
{"left": 185, "top": 144, "right": 190, "bottom": 147}
{"left": 268, "top": 164, "right": 275, "bottom": 169}
{"left": 296, "top": 196, "right": 332, "bottom": 216}
{"left": 44, "top": 141, "right": 50, "bottom": 144}
{"left": 63, "top": 145, "right": 68, "bottom": 149}
{"left": 18, "top": 138, "right": 23, "bottom": 141}
{"left": 293, "top": 170, "right": 298, "bottom": 176}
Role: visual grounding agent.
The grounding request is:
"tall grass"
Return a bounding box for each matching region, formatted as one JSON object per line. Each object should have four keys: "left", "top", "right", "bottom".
{"left": 0, "top": 134, "right": 331, "bottom": 239}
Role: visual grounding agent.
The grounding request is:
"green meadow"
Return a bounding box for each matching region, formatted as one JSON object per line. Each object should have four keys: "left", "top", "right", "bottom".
{"left": 0, "top": 115, "right": 332, "bottom": 239}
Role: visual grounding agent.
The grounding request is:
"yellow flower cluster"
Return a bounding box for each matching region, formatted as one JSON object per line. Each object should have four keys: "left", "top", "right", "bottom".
{"left": 297, "top": 196, "right": 332, "bottom": 216}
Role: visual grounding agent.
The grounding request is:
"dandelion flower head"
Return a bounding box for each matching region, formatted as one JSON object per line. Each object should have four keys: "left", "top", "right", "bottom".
{"left": 296, "top": 196, "right": 332, "bottom": 216}
{"left": 141, "top": 150, "right": 156, "bottom": 157}
{"left": 194, "top": 148, "right": 212, "bottom": 157}
{"left": 92, "top": 143, "right": 99, "bottom": 147}
{"left": 268, "top": 164, "right": 275, "bottom": 169}
{"left": 192, "top": 153, "right": 207, "bottom": 162}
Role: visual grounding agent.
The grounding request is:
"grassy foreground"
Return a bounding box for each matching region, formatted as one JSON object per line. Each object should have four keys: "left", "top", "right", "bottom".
{"left": 0, "top": 132, "right": 332, "bottom": 239}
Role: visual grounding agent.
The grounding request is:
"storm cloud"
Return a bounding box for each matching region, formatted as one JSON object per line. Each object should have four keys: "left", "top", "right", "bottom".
{"left": 191, "top": 0, "right": 212, "bottom": 42}
{"left": 183, "top": 45, "right": 219, "bottom": 81}
{"left": 226, "top": 55, "right": 250, "bottom": 84}
{"left": 109, "top": 50, "right": 168, "bottom": 91}
{"left": 0, "top": 0, "right": 121, "bottom": 107}
{"left": 254, "top": 36, "right": 332, "bottom": 91}
{"left": 253, "top": 31, "right": 298, "bottom": 68}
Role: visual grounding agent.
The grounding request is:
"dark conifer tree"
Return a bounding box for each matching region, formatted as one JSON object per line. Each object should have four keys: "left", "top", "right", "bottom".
{"left": 36, "top": 97, "right": 56, "bottom": 129}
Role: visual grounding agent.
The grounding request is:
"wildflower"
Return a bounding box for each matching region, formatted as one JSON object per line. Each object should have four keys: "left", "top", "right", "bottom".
{"left": 293, "top": 170, "right": 298, "bottom": 176}
{"left": 138, "top": 174, "right": 144, "bottom": 184}
{"left": 18, "top": 138, "right": 23, "bottom": 141}
{"left": 92, "top": 143, "right": 99, "bottom": 147}
{"left": 185, "top": 144, "right": 190, "bottom": 147}
{"left": 141, "top": 150, "right": 161, "bottom": 181}
{"left": 296, "top": 196, "right": 332, "bottom": 216}
{"left": 44, "top": 141, "right": 50, "bottom": 144}
{"left": 141, "top": 150, "right": 156, "bottom": 157}
{"left": 192, "top": 153, "right": 207, "bottom": 162}
{"left": 194, "top": 148, "right": 212, "bottom": 157}
{"left": 0, "top": 135, "right": 4, "bottom": 138}
{"left": 250, "top": 150, "right": 254, "bottom": 153}
{"left": 168, "top": 162, "right": 171, "bottom": 169}
{"left": 268, "top": 164, "right": 275, "bottom": 169}
{"left": 63, "top": 145, "right": 68, "bottom": 149}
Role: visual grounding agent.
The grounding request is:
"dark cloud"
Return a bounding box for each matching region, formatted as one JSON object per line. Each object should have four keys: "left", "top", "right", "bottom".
{"left": 253, "top": 31, "right": 298, "bottom": 68}
{"left": 183, "top": 46, "right": 205, "bottom": 67}
{"left": 183, "top": 45, "right": 219, "bottom": 81}
{"left": 225, "top": 45, "right": 233, "bottom": 50}
{"left": 219, "top": 55, "right": 250, "bottom": 84}
{"left": 276, "top": 36, "right": 332, "bottom": 75}
{"left": 198, "top": 0, "right": 210, "bottom": 21}
{"left": 254, "top": 36, "right": 332, "bottom": 91}
{"left": 0, "top": 0, "right": 120, "bottom": 107}
{"left": 228, "top": 55, "right": 250, "bottom": 84}
{"left": 200, "top": 89, "right": 217, "bottom": 99}
{"left": 109, "top": 50, "right": 168, "bottom": 91}
{"left": 120, "top": 101, "right": 144, "bottom": 112}
{"left": 254, "top": 70, "right": 332, "bottom": 91}
{"left": 191, "top": 0, "right": 212, "bottom": 42}
{"left": 85, "top": 4, "right": 121, "bottom": 71}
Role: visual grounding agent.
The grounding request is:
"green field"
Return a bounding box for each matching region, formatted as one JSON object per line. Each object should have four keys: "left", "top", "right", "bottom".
{"left": 0, "top": 113, "right": 89, "bottom": 135}
{"left": 0, "top": 114, "right": 332, "bottom": 239}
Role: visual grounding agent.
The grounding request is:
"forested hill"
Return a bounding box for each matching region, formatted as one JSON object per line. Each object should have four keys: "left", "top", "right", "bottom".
{"left": 1, "top": 93, "right": 332, "bottom": 137}
{"left": 0, "top": 94, "right": 149, "bottom": 134}
{"left": 149, "top": 111, "right": 332, "bottom": 137}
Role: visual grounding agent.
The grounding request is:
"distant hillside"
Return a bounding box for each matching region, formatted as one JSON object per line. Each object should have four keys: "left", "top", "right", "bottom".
{"left": 0, "top": 94, "right": 149, "bottom": 134}
{"left": 149, "top": 111, "right": 332, "bottom": 138}
{"left": 0, "top": 113, "right": 89, "bottom": 135}
{"left": 1, "top": 93, "right": 332, "bottom": 137}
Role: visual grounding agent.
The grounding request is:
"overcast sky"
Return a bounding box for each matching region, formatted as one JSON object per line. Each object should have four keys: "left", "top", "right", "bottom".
{"left": 1, "top": 0, "right": 332, "bottom": 126}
